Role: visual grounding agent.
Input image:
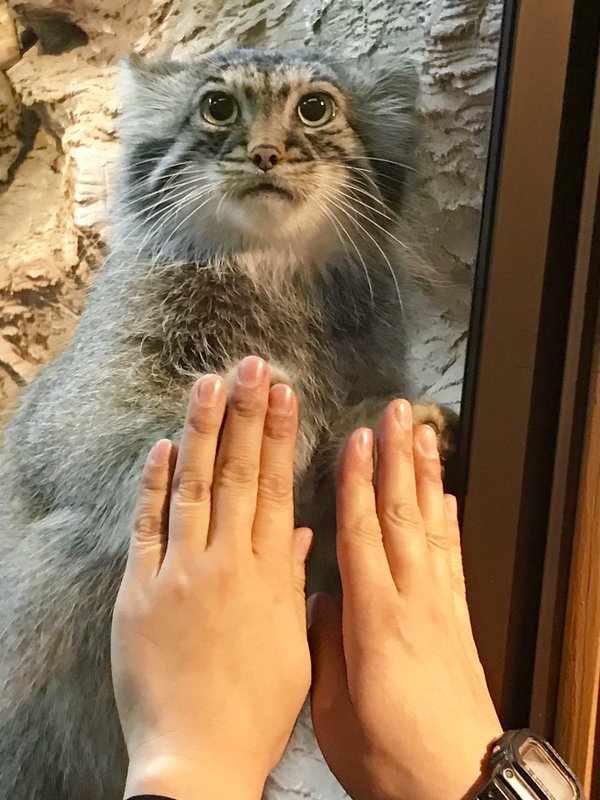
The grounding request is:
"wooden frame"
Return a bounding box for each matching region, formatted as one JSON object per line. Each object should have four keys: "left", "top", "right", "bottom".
{"left": 553, "top": 50, "right": 600, "bottom": 795}
{"left": 556, "top": 329, "right": 600, "bottom": 795}
{"left": 457, "top": 0, "right": 600, "bottom": 741}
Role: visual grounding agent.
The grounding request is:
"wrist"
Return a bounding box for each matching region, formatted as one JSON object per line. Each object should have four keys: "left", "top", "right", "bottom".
{"left": 459, "top": 737, "right": 499, "bottom": 800}
{"left": 125, "top": 752, "right": 265, "bottom": 800}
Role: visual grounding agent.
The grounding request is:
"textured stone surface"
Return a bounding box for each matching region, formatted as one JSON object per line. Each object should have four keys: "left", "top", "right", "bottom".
{"left": 0, "top": 0, "right": 503, "bottom": 794}
{"left": 0, "top": 70, "right": 19, "bottom": 183}
{"left": 0, "top": 0, "right": 503, "bottom": 418}
{"left": 0, "top": 3, "right": 19, "bottom": 70}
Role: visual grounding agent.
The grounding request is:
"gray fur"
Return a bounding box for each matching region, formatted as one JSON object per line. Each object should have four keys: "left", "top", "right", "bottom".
{"left": 0, "top": 48, "right": 445, "bottom": 798}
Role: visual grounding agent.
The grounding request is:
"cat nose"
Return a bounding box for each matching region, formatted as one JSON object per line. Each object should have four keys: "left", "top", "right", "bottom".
{"left": 250, "top": 144, "right": 281, "bottom": 171}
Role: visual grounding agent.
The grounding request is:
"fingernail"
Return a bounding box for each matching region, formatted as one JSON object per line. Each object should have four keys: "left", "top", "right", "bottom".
{"left": 237, "top": 356, "right": 266, "bottom": 387}
{"left": 394, "top": 399, "right": 412, "bottom": 430}
{"left": 357, "top": 428, "right": 373, "bottom": 457}
{"left": 150, "top": 439, "right": 171, "bottom": 466}
{"left": 417, "top": 425, "right": 439, "bottom": 459}
{"left": 444, "top": 495, "right": 458, "bottom": 521}
{"left": 269, "top": 383, "right": 294, "bottom": 414}
{"left": 197, "top": 374, "right": 223, "bottom": 406}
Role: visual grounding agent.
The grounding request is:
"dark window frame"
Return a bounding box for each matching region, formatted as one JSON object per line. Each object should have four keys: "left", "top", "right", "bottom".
{"left": 458, "top": 0, "right": 600, "bottom": 734}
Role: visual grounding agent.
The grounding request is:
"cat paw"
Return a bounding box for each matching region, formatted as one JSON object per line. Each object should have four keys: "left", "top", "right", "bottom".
{"left": 268, "top": 365, "right": 295, "bottom": 388}
{"left": 322, "top": 397, "right": 461, "bottom": 494}
{"left": 222, "top": 361, "right": 295, "bottom": 391}
{"left": 411, "top": 402, "right": 460, "bottom": 491}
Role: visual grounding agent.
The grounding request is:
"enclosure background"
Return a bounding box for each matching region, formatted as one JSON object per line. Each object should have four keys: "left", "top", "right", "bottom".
{"left": 0, "top": 0, "right": 501, "bottom": 795}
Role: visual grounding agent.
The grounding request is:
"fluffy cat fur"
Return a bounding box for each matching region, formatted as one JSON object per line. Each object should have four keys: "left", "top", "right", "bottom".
{"left": 0, "top": 48, "right": 455, "bottom": 798}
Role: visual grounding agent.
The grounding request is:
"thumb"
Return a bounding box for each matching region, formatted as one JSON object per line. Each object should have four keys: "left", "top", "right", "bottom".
{"left": 308, "top": 596, "right": 376, "bottom": 800}
{"left": 291, "top": 527, "right": 313, "bottom": 623}
{"left": 307, "top": 593, "right": 348, "bottom": 710}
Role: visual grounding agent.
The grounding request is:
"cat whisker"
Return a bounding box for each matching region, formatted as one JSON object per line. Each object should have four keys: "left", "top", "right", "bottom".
{"left": 215, "top": 189, "right": 230, "bottom": 223}
{"left": 320, "top": 187, "right": 405, "bottom": 319}
{"left": 116, "top": 173, "right": 211, "bottom": 214}
{"left": 118, "top": 185, "right": 215, "bottom": 258}
{"left": 128, "top": 186, "right": 215, "bottom": 271}
{"left": 325, "top": 186, "right": 412, "bottom": 254}
{"left": 114, "top": 167, "right": 214, "bottom": 222}
{"left": 344, "top": 189, "right": 400, "bottom": 225}
{"left": 118, "top": 164, "right": 186, "bottom": 194}
{"left": 311, "top": 191, "right": 375, "bottom": 305}
{"left": 324, "top": 175, "right": 401, "bottom": 226}
{"left": 344, "top": 186, "right": 400, "bottom": 220}
{"left": 120, "top": 175, "right": 215, "bottom": 238}
{"left": 117, "top": 185, "right": 205, "bottom": 220}
{"left": 345, "top": 164, "right": 413, "bottom": 189}
{"left": 339, "top": 155, "right": 420, "bottom": 174}
{"left": 152, "top": 191, "right": 217, "bottom": 263}
{"left": 121, "top": 156, "right": 171, "bottom": 170}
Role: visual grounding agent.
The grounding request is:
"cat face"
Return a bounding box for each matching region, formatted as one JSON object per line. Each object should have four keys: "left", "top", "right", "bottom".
{"left": 116, "top": 49, "right": 418, "bottom": 264}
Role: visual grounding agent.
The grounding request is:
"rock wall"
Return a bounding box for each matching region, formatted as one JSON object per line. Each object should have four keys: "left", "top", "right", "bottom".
{"left": 0, "top": 0, "right": 503, "bottom": 795}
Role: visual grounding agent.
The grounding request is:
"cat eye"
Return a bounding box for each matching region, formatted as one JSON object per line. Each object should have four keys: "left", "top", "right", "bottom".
{"left": 200, "top": 91, "right": 238, "bottom": 125}
{"left": 297, "top": 92, "right": 336, "bottom": 127}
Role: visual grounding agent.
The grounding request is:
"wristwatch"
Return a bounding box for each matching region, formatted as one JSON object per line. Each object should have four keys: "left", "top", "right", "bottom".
{"left": 475, "top": 729, "right": 584, "bottom": 799}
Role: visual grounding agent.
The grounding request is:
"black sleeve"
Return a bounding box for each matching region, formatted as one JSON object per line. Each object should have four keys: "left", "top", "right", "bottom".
{"left": 126, "top": 795, "right": 178, "bottom": 799}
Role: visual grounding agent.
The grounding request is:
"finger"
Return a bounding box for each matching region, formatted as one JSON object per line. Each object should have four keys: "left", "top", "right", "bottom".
{"left": 168, "top": 374, "right": 227, "bottom": 553}
{"left": 336, "top": 428, "right": 397, "bottom": 612}
{"left": 445, "top": 495, "right": 467, "bottom": 601}
{"left": 252, "top": 384, "right": 298, "bottom": 559}
{"left": 291, "top": 527, "right": 313, "bottom": 622}
{"left": 307, "top": 593, "right": 349, "bottom": 713}
{"left": 210, "top": 356, "right": 270, "bottom": 549}
{"left": 414, "top": 425, "right": 450, "bottom": 571}
{"left": 308, "top": 594, "right": 370, "bottom": 794}
{"left": 444, "top": 495, "right": 483, "bottom": 669}
{"left": 128, "top": 439, "right": 174, "bottom": 581}
{"left": 375, "top": 400, "right": 427, "bottom": 589}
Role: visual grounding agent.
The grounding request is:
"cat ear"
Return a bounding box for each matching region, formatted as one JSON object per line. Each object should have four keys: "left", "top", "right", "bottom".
{"left": 347, "top": 52, "right": 419, "bottom": 110}
{"left": 331, "top": 53, "right": 420, "bottom": 206}
{"left": 119, "top": 53, "right": 187, "bottom": 109}
{"left": 118, "top": 54, "right": 189, "bottom": 137}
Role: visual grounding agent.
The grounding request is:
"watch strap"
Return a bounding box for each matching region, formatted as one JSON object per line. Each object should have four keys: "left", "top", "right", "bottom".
{"left": 475, "top": 782, "right": 519, "bottom": 799}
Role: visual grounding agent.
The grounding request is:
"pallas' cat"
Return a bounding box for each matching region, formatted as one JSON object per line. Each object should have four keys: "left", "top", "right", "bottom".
{"left": 0, "top": 48, "right": 455, "bottom": 798}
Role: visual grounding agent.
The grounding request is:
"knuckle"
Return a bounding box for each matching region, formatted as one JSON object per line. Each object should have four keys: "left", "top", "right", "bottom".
{"left": 140, "top": 465, "right": 166, "bottom": 493}
{"left": 187, "top": 407, "right": 219, "bottom": 436}
{"left": 258, "top": 470, "right": 292, "bottom": 504}
{"left": 344, "top": 511, "right": 382, "bottom": 544}
{"left": 422, "top": 461, "right": 444, "bottom": 484}
{"left": 167, "top": 571, "right": 192, "bottom": 602}
{"left": 426, "top": 524, "right": 449, "bottom": 551}
{"left": 264, "top": 412, "right": 295, "bottom": 441}
{"left": 172, "top": 470, "right": 211, "bottom": 504}
{"left": 218, "top": 455, "right": 257, "bottom": 489}
{"left": 230, "top": 392, "right": 263, "bottom": 419}
{"left": 133, "top": 507, "right": 162, "bottom": 539}
{"left": 381, "top": 501, "right": 423, "bottom": 530}
{"left": 396, "top": 436, "right": 415, "bottom": 458}
{"left": 219, "top": 558, "right": 245, "bottom": 582}
{"left": 213, "top": 557, "right": 247, "bottom": 590}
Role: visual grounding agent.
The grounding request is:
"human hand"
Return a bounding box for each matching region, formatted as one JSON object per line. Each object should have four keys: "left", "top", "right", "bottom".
{"left": 308, "top": 401, "right": 502, "bottom": 800}
{"left": 111, "top": 357, "right": 312, "bottom": 800}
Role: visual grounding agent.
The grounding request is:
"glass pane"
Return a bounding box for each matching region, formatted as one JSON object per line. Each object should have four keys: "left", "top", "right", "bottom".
{"left": 0, "top": 1, "right": 510, "bottom": 798}
{"left": 519, "top": 739, "right": 578, "bottom": 800}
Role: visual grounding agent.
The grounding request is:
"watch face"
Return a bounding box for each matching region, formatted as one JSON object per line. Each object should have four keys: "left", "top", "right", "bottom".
{"left": 517, "top": 738, "right": 579, "bottom": 800}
